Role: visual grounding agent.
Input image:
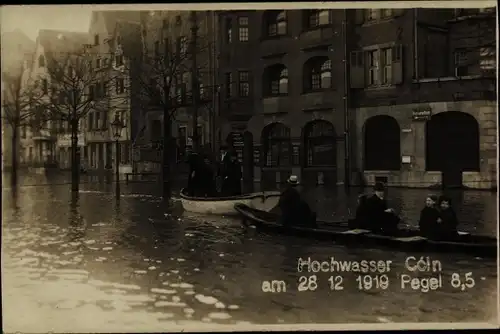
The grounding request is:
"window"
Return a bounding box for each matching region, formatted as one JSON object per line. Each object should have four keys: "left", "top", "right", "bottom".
{"left": 306, "top": 58, "right": 332, "bottom": 91}
{"left": 267, "top": 66, "right": 288, "bottom": 96}
{"left": 94, "top": 111, "right": 100, "bottom": 129}
{"left": 102, "top": 112, "right": 108, "bottom": 130}
{"left": 263, "top": 123, "right": 291, "bottom": 167}
{"left": 178, "top": 36, "right": 188, "bottom": 56}
{"left": 94, "top": 34, "right": 99, "bottom": 45}
{"left": 196, "top": 125, "right": 204, "bottom": 144}
{"left": 365, "top": 9, "right": 379, "bottom": 21}
{"left": 120, "top": 143, "right": 130, "bottom": 164}
{"left": 175, "top": 15, "right": 182, "bottom": 26}
{"left": 307, "top": 9, "right": 330, "bottom": 29}
{"left": 267, "top": 11, "right": 287, "bottom": 37}
{"left": 116, "top": 78, "right": 125, "bottom": 94}
{"left": 238, "top": 17, "right": 249, "bottom": 42}
{"left": 88, "top": 85, "right": 95, "bottom": 100}
{"left": 103, "top": 58, "right": 109, "bottom": 67}
{"left": 226, "top": 18, "right": 232, "bottom": 43}
{"left": 115, "top": 55, "right": 123, "bottom": 66}
{"left": 42, "top": 79, "right": 48, "bottom": 94}
{"left": 88, "top": 113, "right": 94, "bottom": 130}
{"left": 366, "top": 50, "right": 380, "bottom": 86}
{"left": 225, "top": 72, "right": 233, "bottom": 97}
{"left": 454, "top": 50, "right": 469, "bottom": 76}
{"left": 120, "top": 110, "right": 127, "bottom": 126}
{"left": 38, "top": 55, "right": 45, "bottom": 67}
{"left": 96, "top": 58, "right": 101, "bottom": 68}
{"left": 381, "top": 9, "right": 392, "bottom": 18}
{"left": 480, "top": 47, "right": 496, "bottom": 70}
{"left": 381, "top": 48, "right": 392, "bottom": 84}
{"left": 238, "top": 71, "right": 250, "bottom": 97}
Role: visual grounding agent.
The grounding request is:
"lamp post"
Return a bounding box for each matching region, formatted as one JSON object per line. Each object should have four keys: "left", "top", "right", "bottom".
{"left": 111, "top": 112, "right": 124, "bottom": 198}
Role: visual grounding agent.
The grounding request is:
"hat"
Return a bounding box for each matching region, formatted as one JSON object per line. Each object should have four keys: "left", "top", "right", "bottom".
{"left": 287, "top": 175, "right": 299, "bottom": 185}
{"left": 373, "top": 182, "right": 385, "bottom": 192}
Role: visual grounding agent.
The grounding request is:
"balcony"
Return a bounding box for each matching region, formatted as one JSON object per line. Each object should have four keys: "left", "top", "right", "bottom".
{"left": 31, "top": 128, "right": 57, "bottom": 141}
{"left": 299, "top": 27, "right": 334, "bottom": 51}
{"left": 262, "top": 96, "right": 291, "bottom": 115}
{"left": 260, "top": 35, "right": 292, "bottom": 59}
{"left": 300, "top": 91, "right": 336, "bottom": 111}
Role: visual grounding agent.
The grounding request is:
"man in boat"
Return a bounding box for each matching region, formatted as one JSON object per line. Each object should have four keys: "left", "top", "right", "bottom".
{"left": 217, "top": 145, "right": 231, "bottom": 195}
{"left": 277, "top": 175, "right": 317, "bottom": 228}
{"left": 362, "top": 182, "right": 400, "bottom": 235}
{"left": 198, "top": 153, "right": 217, "bottom": 197}
{"left": 225, "top": 151, "right": 243, "bottom": 196}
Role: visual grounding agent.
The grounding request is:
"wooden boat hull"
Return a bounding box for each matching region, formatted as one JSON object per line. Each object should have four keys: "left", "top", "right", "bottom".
{"left": 234, "top": 204, "right": 497, "bottom": 258}
{"left": 179, "top": 189, "right": 280, "bottom": 215}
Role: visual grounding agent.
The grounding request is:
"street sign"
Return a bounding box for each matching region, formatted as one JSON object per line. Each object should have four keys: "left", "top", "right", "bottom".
{"left": 412, "top": 109, "right": 432, "bottom": 121}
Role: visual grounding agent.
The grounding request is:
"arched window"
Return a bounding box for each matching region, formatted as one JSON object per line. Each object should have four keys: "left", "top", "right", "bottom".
{"left": 265, "top": 11, "right": 287, "bottom": 37}
{"left": 38, "top": 55, "right": 45, "bottom": 67}
{"left": 364, "top": 115, "right": 401, "bottom": 171}
{"left": 263, "top": 64, "right": 288, "bottom": 96}
{"left": 262, "top": 123, "right": 291, "bottom": 166}
{"left": 303, "top": 120, "right": 336, "bottom": 166}
{"left": 304, "top": 57, "right": 332, "bottom": 92}
{"left": 426, "top": 111, "right": 479, "bottom": 172}
{"left": 305, "top": 10, "right": 330, "bottom": 29}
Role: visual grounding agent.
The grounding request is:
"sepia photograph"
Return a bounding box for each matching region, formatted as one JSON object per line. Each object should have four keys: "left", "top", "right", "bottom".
{"left": 1, "top": 1, "right": 498, "bottom": 332}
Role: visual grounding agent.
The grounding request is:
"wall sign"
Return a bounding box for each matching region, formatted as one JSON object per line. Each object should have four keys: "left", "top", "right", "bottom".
{"left": 401, "top": 155, "right": 412, "bottom": 164}
{"left": 412, "top": 108, "right": 432, "bottom": 121}
{"left": 292, "top": 144, "right": 300, "bottom": 166}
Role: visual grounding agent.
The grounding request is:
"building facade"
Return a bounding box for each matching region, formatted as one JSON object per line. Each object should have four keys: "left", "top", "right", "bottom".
{"left": 218, "top": 8, "right": 497, "bottom": 190}
{"left": 83, "top": 11, "right": 142, "bottom": 174}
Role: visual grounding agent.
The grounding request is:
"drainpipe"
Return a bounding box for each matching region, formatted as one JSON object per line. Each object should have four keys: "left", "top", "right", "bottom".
{"left": 342, "top": 9, "right": 351, "bottom": 188}
{"left": 414, "top": 9, "right": 419, "bottom": 81}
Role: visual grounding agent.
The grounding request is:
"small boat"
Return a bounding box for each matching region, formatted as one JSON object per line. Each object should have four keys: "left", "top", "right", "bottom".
{"left": 179, "top": 189, "right": 281, "bottom": 215}
{"left": 234, "top": 204, "right": 497, "bottom": 258}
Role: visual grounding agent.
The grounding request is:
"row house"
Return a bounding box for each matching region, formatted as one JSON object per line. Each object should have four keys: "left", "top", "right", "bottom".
{"left": 83, "top": 11, "right": 142, "bottom": 173}
{"left": 135, "top": 10, "right": 218, "bottom": 172}
{"left": 218, "top": 7, "right": 496, "bottom": 190}
{"left": 23, "top": 29, "right": 88, "bottom": 167}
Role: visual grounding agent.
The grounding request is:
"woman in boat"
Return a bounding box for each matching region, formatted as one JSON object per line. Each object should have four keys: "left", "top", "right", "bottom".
{"left": 363, "top": 182, "right": 400, "bottom": 235}
{"left": 437, "top": 195, "right": 459, "bottom": 239}
{"left": 225, "top": 151, "right": 243, "bottom": 196}
{"left": 199, "top": 154, "right": 217, "bottom": 197}
{"left": 418, "top": 195, "right": 441, "bottom": 238}
{"left": 187, "top": 151, "right": 203, "bottom": 196}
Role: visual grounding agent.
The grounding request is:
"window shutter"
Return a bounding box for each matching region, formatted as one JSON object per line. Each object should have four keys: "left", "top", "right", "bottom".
{"left": 349, "top": 50, "right": 365, "bottom": 88}
{"left": 354, "top": 9, "right": 365, "bottom": 25}
{"left": 391, "top": 44, "right": 404, "bottom": 85}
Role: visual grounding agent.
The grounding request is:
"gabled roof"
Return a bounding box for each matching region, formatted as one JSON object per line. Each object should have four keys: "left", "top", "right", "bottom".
{"left": 93, "top": 10, "right": 141, "bottom": 35}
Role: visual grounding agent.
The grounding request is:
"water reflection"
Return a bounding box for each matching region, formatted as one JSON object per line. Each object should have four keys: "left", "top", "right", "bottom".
{"left": 1, "top": 179, "right": 498, "bottom": 332}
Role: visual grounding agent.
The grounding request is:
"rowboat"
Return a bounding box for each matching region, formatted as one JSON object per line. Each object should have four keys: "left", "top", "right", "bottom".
{"left": 234, "top": 204, "right": 497, "bottom": 258}
{"left": 179, "top": 189, "right": 281, "bottom": 215}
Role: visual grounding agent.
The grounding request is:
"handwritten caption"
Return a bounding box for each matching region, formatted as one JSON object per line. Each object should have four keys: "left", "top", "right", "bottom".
{"left": 260, "top": 256, "right": 480, "bottom": 293}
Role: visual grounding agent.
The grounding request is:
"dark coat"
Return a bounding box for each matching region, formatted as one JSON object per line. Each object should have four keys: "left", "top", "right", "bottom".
{"left": 224, "top": 159, "right": 242, "bottom": 196}
{"left": 187, "top": 153, "right": 203, "bottom": 196}
{"left": 419, "top": 206, "right": 441, "bottom": 237}
{"left": 364, "top": 194, "right": 399, "bottom": 234}
{"left": 439, "top": 208, "right": 459, "bottom": 235}
{"left": 198, "top": 160, "right": 216, "bottom": 197}
{"left": 278, "top": 186, "right": 316, "bottom": 227}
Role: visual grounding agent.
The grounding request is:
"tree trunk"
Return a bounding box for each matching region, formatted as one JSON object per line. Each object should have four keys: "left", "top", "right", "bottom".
{"left": 71, "top": 119, "right": 80, "bottom": 193}
{"left": 162, "top": 109, "right": 172, "bottom": 200}
{"left": 10, "top": 126, "right": 19, "bottom": 188}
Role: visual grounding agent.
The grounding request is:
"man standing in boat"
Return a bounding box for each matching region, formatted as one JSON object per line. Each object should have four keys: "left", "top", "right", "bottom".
{"left": 276, "top": 175, "right": 316, "bottom": 228}
{"left": 225, "top": 151, "right": 243, "bottom": 196}
{"left": 362, "top": 182, "right": 400, "bottom": 235}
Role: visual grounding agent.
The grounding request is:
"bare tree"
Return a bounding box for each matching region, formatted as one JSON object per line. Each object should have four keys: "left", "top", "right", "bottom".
{"left": 1, "top": 65, "right": 44, "bottom": 186}
{"left": 34, "top": 49, "right": 126, "bottom": 192}
{"left": 127, "top": 12, "right": 215, "bottom": 200}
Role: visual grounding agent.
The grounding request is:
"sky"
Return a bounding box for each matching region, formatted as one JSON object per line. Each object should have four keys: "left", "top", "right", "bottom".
{"left": 1, "top": 5, "right": 94, "bottom": 41}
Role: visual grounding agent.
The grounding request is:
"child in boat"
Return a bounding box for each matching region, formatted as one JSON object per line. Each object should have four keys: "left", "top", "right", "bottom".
{"left": 437, "top": 195, "right": 459, "bottom": 238}
{"left": 418, "top": 195, "right": 441, "bottom": 238}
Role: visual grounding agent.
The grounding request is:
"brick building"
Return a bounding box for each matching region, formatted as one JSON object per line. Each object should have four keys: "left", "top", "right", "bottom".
{"left": 217, "top": 8, "right": 497, "bottom": 189}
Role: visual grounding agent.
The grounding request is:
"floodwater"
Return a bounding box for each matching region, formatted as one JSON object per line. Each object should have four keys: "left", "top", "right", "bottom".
{"left": 2, "top": 173, "right": 498, "bottom": 332}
